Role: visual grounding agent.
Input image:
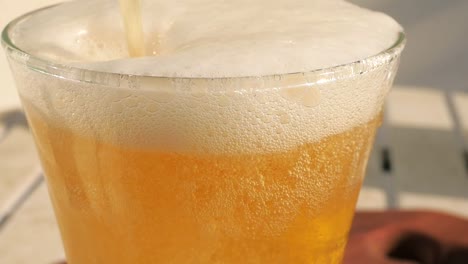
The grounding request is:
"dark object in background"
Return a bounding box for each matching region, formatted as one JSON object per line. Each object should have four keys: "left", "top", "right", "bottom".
{"left": 345, "top": 211, "right": 468, "bottom": 264}
{"left": 388, "top": 232, "right": 442, "bottom": 263}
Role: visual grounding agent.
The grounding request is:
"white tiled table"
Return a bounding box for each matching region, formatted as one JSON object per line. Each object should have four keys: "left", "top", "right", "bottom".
{"left": 357, "top": 87, "right": 468, "bottom": 214}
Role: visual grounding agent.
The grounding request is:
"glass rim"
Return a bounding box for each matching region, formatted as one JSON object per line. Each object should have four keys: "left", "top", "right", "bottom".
{"left": 2, "top": 3, "right": 406, "bottom": 89}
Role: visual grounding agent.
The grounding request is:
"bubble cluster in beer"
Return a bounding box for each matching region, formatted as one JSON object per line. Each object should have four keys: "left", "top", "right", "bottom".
{"left": 14, "top": 62, "right": 397, "bottom": 154}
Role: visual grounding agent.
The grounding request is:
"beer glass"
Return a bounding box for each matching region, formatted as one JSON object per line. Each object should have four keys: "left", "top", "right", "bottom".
{"left": 2, "top": 6, "right": 405, "bottom": 264}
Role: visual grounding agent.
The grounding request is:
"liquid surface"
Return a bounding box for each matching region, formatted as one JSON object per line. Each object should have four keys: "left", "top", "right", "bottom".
{"left": 11, "top": 0, "right": 402, "bottom": 77}
{"left": 25, "top": 100, "right": 381, "bottom": 263}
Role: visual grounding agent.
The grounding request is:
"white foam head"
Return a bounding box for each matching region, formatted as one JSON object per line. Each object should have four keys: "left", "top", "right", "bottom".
{"left": 7, "top": 0, "right": 404, "bottom": 153}
{"left": 12, "top": 0, "right": 402, "bottom": 77}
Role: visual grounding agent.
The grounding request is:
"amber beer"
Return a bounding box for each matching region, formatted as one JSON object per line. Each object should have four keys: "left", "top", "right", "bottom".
{"left": 24, "top": 102, "right": 380, "bottom": 263}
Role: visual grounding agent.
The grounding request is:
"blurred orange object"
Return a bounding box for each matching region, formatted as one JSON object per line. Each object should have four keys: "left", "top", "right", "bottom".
{"left": 345, "top": 211, "right": 468, "bottom": 264}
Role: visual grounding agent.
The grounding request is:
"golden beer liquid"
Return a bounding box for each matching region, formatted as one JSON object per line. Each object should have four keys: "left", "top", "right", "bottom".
{"left": 24, "top": 100, "right": 381, "bottom": 264}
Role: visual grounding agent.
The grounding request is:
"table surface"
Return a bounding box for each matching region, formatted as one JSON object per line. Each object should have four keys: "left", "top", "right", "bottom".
{"left": 1, "top": 1, "right": 468, "bottom": 263}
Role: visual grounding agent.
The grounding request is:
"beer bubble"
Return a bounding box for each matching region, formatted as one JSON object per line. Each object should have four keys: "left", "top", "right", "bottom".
{"left": 278, "top": 112, "right": 291, "bottom": 124}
